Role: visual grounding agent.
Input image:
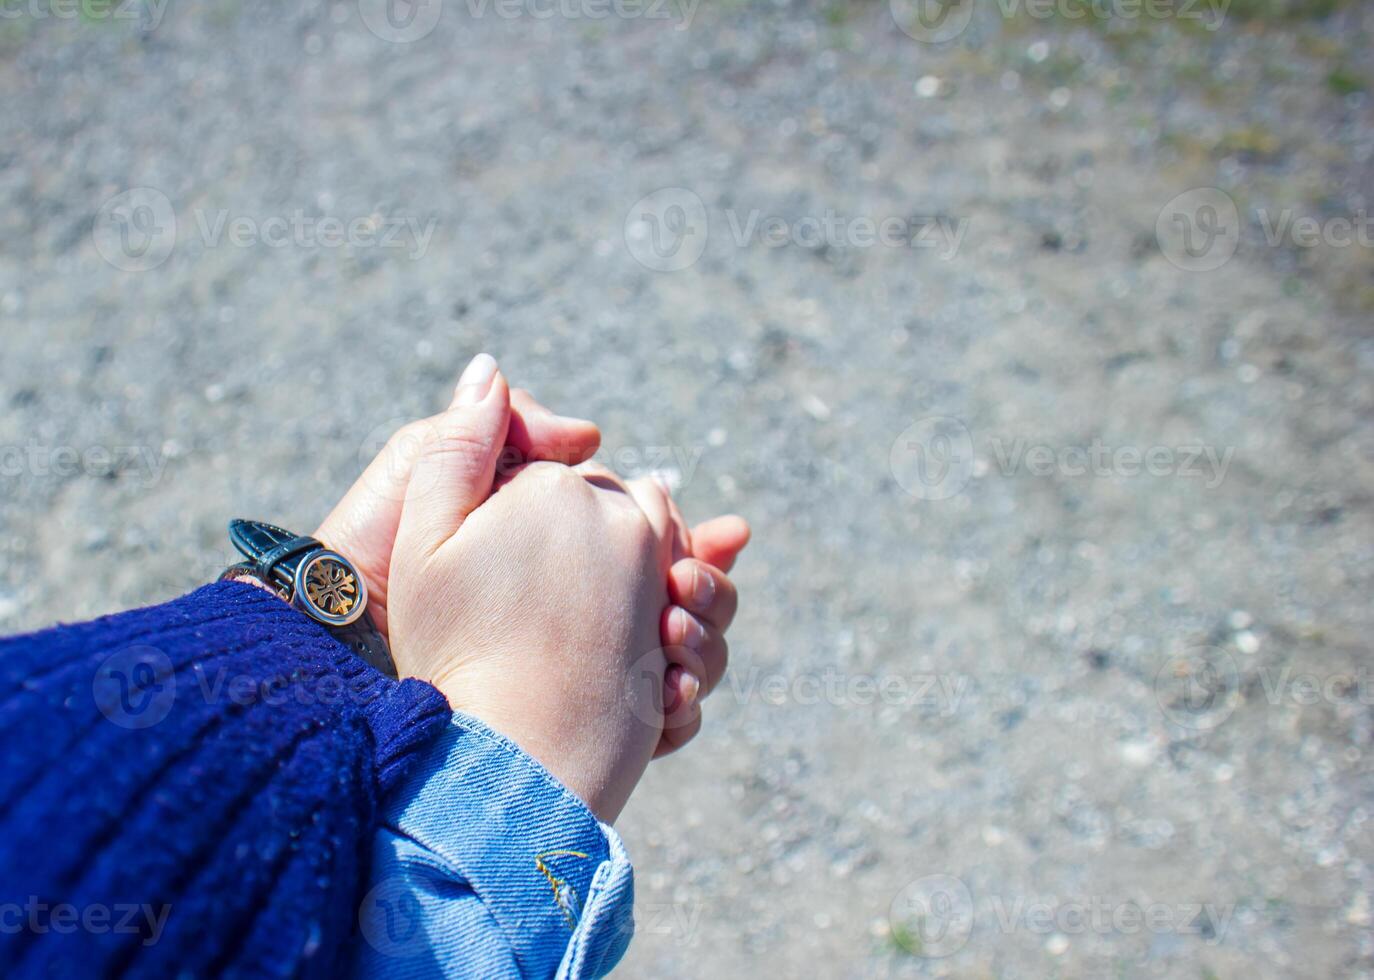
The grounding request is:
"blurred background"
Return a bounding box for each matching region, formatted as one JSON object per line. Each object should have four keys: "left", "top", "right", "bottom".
{"left": 2, "top": 0, "right": 1372, "bottom": 976}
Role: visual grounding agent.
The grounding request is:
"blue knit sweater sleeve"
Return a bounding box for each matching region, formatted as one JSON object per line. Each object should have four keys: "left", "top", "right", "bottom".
{"left": 0, "top": 580, "right": 452, "bottom": 978}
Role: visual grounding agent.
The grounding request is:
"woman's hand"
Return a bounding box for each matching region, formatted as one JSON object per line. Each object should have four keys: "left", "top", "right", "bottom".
{"left": 383, "top": 364, "right": 681, "bottom": 821}
{"left": 314, "top": 354, "right": 602, "bottom": 642}
{"left": 313, "top": 352, "right": 750, "bottom": 813}
{"left": 656, "top": 514, "right": 749, "bottom": 757}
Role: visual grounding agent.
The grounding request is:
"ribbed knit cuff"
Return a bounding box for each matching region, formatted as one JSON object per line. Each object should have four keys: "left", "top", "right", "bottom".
{"left": 359, "top": 676, "right": 454, "bottom": 795}
{"left": 208, "top": 580, "right": 455, "bottom": 797}
{"left": 0, "top": 579, "right": 453, "bottom": 978}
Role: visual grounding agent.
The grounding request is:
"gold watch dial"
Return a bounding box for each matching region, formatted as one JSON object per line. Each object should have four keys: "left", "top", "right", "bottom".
{"left": 304, "top": 557, "right": 360, "bottom": 617}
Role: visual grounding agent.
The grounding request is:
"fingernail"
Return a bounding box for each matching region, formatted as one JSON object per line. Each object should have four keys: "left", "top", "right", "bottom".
{"left": 679, "top": 670, "right": 700, "bottom": 707}
{"left": 553, "top": 412, "right": 596, "bottom": 427}
{"left": 690, "top": 563, "right": 716, "bottom": 610}
{"left": 649, "top": 469, "right": 677, "bottom": 495}
{"left": 672, "top": 607, "right": 706, "bottom": 649}
{"left": 664, "top": 664, "right": 684, "bottom": 713}
{"left": 454, "top": 353, "right": 498, "bottom": 405}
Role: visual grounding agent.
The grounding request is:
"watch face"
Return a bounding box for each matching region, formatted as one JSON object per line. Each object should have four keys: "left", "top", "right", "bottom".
{"left": 293, "top": 550, "right": 368, "bottom": 627}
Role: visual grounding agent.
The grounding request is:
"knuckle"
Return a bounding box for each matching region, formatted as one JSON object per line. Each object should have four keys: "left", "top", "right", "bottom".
{"left": 523, "top": 460, "right": 588, "bottom": 494}
{"left": 426, "top": 427, "right": 491, "bottom": 459}
{"left": 388, "top": 419, "right": 434, "bottom": 454}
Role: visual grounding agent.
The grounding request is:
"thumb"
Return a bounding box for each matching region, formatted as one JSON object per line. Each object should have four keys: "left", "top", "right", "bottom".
{"left": 396, "top": 353, "right": 511, "bottom": 556}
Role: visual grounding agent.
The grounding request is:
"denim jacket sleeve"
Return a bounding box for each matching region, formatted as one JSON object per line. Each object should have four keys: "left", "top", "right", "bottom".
{"left": 352, "top": 712, "right": 636, "bottom": 980}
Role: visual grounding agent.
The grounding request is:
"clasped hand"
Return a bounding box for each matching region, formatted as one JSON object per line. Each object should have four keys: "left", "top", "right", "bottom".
{"left": 314, "top": 354, "right": 749, "bottom": 821}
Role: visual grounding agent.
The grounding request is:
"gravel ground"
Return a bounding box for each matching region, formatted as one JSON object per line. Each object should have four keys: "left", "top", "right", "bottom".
{"left": 2, "top": 1, "right": 1373, "bottom": 976}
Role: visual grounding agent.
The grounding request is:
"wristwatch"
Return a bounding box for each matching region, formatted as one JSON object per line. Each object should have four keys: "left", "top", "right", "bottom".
{"left": 220, "top": 519, "right": 396, "bottom": 677}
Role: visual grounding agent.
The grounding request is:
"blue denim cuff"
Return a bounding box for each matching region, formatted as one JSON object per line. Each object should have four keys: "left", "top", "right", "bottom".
{"left": 361, "top": 712, "right": 635, "bottom": 979}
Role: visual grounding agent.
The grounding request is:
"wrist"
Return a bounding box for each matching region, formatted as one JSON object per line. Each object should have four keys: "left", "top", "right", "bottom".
{"left": 432, "top": 675, "right": 644, "bottom": 824}
{"left": 220, "top": 566, "right": 287, "bottom": 600}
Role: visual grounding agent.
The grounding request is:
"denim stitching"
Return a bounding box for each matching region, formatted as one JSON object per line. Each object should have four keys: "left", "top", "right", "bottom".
{"left": 535, "top": 849, "right": 590, "bottom": 928}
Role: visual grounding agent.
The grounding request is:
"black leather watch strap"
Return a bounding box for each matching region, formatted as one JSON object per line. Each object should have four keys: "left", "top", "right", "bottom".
{"left": 228, "top": 520, "right": 316, "bottom": 593}
{"left": 328, "top": 616, "right": 398, "bottom": 678}
{"left": 224, "top": 519, "right": 397, "bottom": 678}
